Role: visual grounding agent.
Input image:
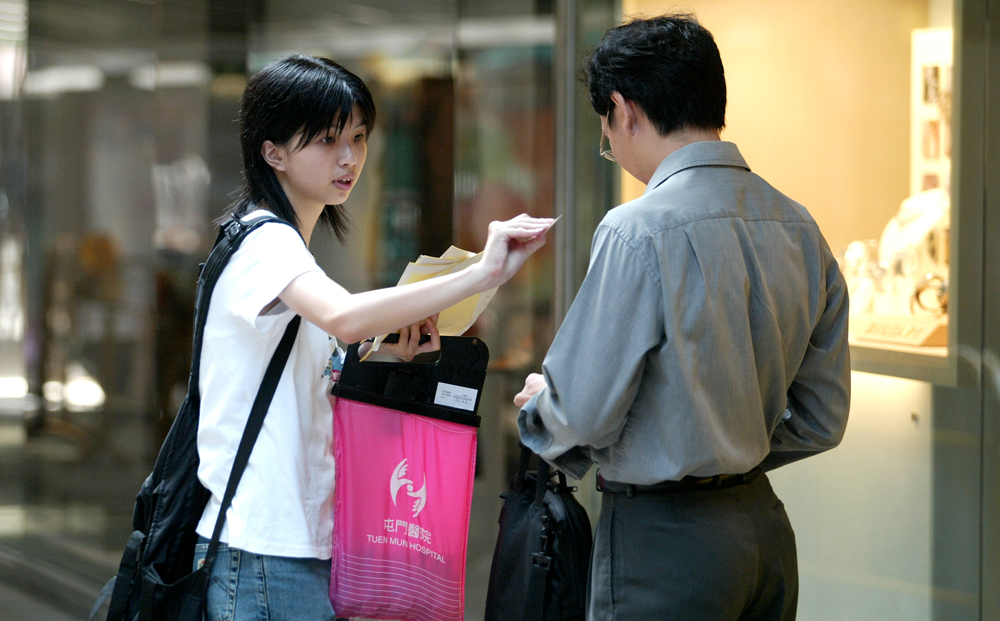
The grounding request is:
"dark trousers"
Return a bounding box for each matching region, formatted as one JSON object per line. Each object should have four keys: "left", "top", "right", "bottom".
{"left": 587, "top": 471, "right": 797, "bottom": 620}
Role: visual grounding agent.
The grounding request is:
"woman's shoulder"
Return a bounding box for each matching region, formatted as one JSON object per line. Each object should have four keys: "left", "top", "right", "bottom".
{"left": 237, "top": 210, "right": 305, "bottom": 248}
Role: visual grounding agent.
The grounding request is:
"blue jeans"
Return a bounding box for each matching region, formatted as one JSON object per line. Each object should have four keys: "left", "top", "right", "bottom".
{"left": 193, "top": 536, "right": 344, "bottom": 621}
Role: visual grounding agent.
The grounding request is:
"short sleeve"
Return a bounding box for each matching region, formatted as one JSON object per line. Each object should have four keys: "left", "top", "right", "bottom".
{"left": 225, "top": 221, "right": 322, "bottom": 331}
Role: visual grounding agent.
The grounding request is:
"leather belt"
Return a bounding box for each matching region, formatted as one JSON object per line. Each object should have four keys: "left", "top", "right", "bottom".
{"left": 597, "top": 467, "right": 761, "bottom": 497}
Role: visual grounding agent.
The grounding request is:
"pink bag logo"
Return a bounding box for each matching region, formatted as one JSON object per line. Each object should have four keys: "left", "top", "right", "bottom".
{"left": 331, "top": 397, "right": 477, "bottom": 621}
{"left": 391, "top": 459, "right": 427, "bottom": 517}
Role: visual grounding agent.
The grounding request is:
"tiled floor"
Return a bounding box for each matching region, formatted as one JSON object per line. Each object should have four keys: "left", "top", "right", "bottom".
{"left": 0, "top": 582, "right": 79, "bottom": 621}
{"left": 0, "top": 415, "right": 163, "bottom": 619}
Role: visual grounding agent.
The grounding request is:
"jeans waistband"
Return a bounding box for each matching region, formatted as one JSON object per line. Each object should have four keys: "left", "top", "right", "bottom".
{"left": 597, "top": 467, "right": 762, "bottom": 497}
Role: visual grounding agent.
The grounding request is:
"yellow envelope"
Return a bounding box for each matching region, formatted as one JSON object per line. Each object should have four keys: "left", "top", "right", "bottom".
{"left": 362, "top": 247, "right": 498, "bottom": 359}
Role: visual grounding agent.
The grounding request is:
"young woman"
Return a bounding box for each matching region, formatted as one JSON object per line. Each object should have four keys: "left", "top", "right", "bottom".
{"left": 191, "top": 55, "right": 552, "bottom": 620}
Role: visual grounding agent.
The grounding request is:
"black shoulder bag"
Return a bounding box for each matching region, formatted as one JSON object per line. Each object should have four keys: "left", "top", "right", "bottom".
{"left": 484, "top": 445, "right": 593, "bottom": 621}
{"left": 91, "top": 214, "right": 302, "bottom": 621}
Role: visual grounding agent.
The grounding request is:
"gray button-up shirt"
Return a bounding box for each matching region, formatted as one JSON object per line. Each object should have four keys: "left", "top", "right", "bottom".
{"left": 518, "top": 141, "right": 850, "bottom": 484}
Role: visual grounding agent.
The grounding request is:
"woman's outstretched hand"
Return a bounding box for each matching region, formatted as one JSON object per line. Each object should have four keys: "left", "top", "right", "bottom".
{"left": 478, "top": 214, "right": 555, "bottom": 288}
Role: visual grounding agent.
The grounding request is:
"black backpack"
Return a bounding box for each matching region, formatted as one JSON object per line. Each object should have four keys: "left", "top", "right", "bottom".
{"left": 90, "top": 214, "right": 301, "bottom": 621}
{"left": 485, "top": 445, "right": 593, "bottom": 621}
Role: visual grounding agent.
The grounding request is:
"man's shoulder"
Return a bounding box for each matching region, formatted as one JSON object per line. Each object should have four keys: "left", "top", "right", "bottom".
{"left": 603, "top": 168, "right": 818, "bottom": 245}
{"left": 596, "top": 175, "right": 725, "bottom": 244}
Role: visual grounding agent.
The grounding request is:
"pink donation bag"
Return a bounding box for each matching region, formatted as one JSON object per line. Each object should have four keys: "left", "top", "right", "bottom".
{"left": 330, "top": 337, "right": 489, "bottom": 621}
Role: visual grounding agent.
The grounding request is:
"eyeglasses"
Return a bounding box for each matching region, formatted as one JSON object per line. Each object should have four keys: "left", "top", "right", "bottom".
{"left": 599, "top": 131, "right": 617, "bottom": 162}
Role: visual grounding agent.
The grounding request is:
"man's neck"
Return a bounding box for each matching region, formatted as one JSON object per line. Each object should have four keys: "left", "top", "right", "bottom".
{"left": 635, "top": 127, "right": 721, "bottom": 185}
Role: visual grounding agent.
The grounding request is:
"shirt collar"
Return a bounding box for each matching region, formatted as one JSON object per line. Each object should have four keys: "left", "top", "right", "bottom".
{"left": 644, "top": 141, "right": 750, "bottom": 195}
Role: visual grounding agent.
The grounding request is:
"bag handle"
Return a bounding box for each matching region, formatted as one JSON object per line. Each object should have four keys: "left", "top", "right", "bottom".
{"left": 337, "top": 336, "right": 489, "bottom": 427}
{"left": 513, "top": 443, "right": 533, "bottom": 494}
{"left": 515, "top": 443, "right": 563, "bottom": 505}
{"left": 516, "top": 442, "right": 554, "bottom": 620}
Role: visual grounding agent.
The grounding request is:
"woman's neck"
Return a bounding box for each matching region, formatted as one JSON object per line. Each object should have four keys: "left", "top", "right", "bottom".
{"left": 293, "top": 203, "right": 322, "bottom": 246}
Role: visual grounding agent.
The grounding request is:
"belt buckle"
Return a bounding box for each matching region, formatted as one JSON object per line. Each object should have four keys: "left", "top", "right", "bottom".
{"left": 596, "top": 473, "right": 634, "bottom": 497}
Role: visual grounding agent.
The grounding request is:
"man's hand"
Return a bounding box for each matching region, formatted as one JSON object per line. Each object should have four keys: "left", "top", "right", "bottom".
{"left": 514, "top": 373, "right": 547, "bottom": 408}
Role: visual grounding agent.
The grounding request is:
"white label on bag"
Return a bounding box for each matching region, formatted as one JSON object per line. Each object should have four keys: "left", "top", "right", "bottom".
{"left": 434, "top": 382, "right": 477, "bottom": 411}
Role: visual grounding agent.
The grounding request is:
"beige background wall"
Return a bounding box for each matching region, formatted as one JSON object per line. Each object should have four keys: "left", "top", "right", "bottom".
{"left": 619, "top": 0, "right": 931, "bottom": 257}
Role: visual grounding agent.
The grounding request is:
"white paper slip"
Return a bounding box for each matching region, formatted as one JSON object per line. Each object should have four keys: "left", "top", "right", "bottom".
{"left": 434, "top": 382, "right": 478, "bottom": 411}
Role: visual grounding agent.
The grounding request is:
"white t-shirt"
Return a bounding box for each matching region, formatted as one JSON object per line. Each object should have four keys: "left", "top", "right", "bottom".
{"left": 196, "top": 211, "right": 338, "bottom": 559}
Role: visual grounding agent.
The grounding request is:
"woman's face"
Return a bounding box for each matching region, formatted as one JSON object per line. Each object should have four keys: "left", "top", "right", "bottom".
{"left": 273, "top": 104, "right": 369, "bottom": 210}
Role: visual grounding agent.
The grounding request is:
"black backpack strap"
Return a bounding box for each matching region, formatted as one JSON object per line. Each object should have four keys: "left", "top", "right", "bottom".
{"left": 92, "top": 524, "right": 147, "bottom": 619}
{"left": 182, "top": 212, "right": 303, "bottom": 572}
{"left": 188, "top": 213, "right": 299, "bottom": 399}
{"left": 181, "top": 214, "right": 303, "bottom": 570}
{"left": 202, "top": 314, "right": 302, "bottom": 572}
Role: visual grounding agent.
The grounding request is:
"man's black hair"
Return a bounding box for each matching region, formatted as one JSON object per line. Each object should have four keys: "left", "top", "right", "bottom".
{"left": 584, "top": 14, "right": 726, "bottom": 135}
{"left": 224, "top": 54, "right": 376, "bottom": 242}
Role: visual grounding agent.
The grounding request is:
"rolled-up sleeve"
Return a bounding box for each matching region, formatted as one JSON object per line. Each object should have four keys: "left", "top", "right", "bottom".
{"left": 518, "top": 224, "right": 664, "bottom": 479}
{"left": 761, "top": 243, "right": 851, "bottom": 470}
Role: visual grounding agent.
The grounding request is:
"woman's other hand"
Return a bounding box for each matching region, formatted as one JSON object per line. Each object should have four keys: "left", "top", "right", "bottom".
{"left": 478, "top": 214, "right": 554, "bottom": 288}
{"left": 376, "top": 315, "right": 441, "bottom": 361}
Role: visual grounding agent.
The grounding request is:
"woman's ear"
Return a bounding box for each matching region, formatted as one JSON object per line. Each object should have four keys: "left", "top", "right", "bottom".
{"left": 261, "top": 140, "right": 287, "bottom": 171}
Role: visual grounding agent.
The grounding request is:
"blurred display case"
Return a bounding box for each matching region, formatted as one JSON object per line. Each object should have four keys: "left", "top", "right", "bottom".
{"left": 845, "top": 26, "right": 958, "bottom": 385}
{"left": 846, "top": 6, "right": 985, "bottom": 387}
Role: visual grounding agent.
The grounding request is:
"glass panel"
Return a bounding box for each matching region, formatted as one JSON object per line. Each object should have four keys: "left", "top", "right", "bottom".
{"left": 20, "top": 0, "right": 163, "bottom": 553}
{"left": 1, "top": 1, "right": 219, "bottom": 614}
{"left": 452, "top": 9, "right": 556, "bottom": 616}
{"left": 251, "top": 2, "right": 559, "bottom": 619}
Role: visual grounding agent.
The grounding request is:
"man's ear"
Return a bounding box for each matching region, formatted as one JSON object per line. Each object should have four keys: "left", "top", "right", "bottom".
{"left": 261, "top": 140, "right": 286, "bottom": 172}
{"left": 610, "top": 92, "right": 639, "bottom": 135}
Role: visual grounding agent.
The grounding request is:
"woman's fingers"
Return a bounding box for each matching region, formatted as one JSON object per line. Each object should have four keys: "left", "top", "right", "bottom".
{"left": 403, "top": 323, "right": 421, "bottom": 360}
{"left": 416, "top": 317, "right": 441, "bottom": 355}
{"left": 493, "top": 217, "right": 554, "bottom": 239}
{"left": 480, "top": 215, "right": 555, "bottom": 284}
{"left": 380, "top": 316, "right": 442, "bottom": 362}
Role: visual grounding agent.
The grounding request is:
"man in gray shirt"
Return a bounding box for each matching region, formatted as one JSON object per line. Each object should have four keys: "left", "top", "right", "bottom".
{"left": 514, "top": 14, "right": 850, "bottom": 620}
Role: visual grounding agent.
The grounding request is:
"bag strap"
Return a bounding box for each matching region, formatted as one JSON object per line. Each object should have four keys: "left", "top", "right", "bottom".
{"left": 133, "top": 317, "right": 301, "bottom": 619}
{"left": 191, "top": 214, "right": 304, "bottom": 568}
{"left": 96, "top": 213, "right": 304, "bottom": 620}
{"left": 187, "top": 213, "right": 302, "bottom": 400}
{"left": 188, "top": 213, "right": 306, "bottom": 573}
{"left": 201, "top": 314, "right": 300, "bottom": 572}
{"left": 513, "top": 443, "right": 533, "bottom": 494}
{"left": 515, "top": 443, "right": 553, "bottom": 621}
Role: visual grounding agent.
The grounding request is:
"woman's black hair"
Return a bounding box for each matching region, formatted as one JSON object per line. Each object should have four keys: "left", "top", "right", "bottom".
{"left": 224, "top": 54, "right": 377, "bottom": 242}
